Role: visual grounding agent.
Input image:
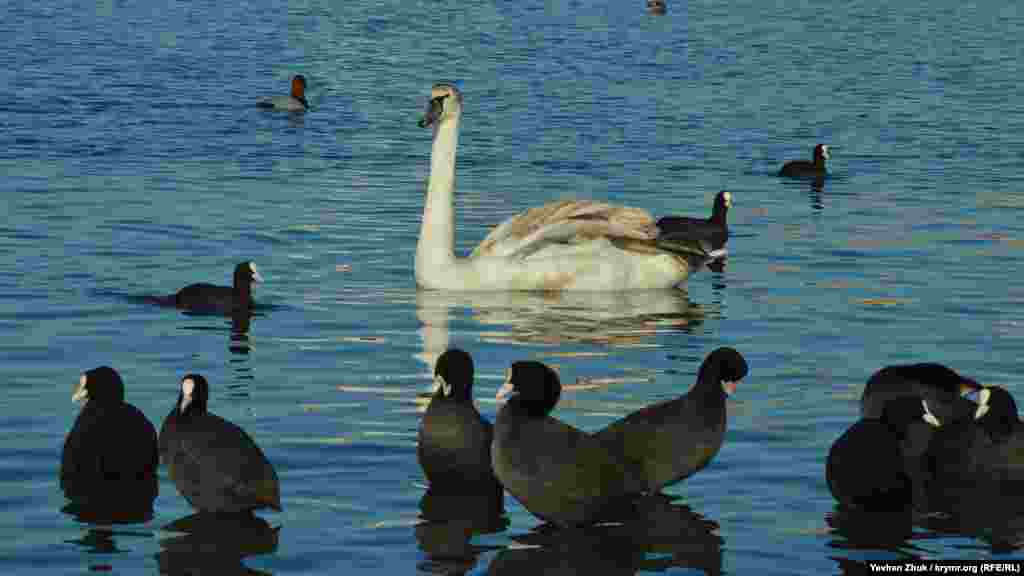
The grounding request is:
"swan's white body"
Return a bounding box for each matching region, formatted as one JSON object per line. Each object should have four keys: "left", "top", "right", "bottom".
{"left": 415, "top": 85, "right": 692, "bottom": 292}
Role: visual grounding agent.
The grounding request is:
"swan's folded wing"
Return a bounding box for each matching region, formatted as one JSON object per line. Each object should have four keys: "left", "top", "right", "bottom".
{"left": 471, "top": 200, "right": 659, "bottom": 259}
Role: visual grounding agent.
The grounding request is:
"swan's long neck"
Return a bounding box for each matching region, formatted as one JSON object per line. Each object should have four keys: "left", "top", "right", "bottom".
{"left": 417, "top": 117, "right": 460, "bottom": 283}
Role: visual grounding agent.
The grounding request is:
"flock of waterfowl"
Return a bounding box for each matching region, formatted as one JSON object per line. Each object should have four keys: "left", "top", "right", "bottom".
{"left": 59, "top": 78, "right": 1018, "bottom": 553}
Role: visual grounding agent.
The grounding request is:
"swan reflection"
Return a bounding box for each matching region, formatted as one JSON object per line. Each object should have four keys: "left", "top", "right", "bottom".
{"left": 416, "top": 289, "right": 705, "bottom": 370}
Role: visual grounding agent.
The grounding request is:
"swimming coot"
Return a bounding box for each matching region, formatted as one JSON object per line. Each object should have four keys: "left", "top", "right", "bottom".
{"left": 594, "top": 347, "right": 747, "bottom": 493}
{"left": 779, "top": 144, "right": 830, "bottom": 178}
{"left": 491, "top": 360, "right": 645, "bottom": 527}
{"left": 159, "top": 374, "right": 281, "bottom": 513}
{"left": 417, "top": 349, "right": 503, "bottom": 500}
{"left": 60, "top": 366, "right": 158, "bottom": 509}
{"left": 151, "top": 261, "right": 263, "bottom": 314}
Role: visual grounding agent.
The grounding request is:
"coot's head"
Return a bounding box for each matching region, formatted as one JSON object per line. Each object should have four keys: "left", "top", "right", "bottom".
{"left": 234, "top": 262, "right": 264, "bottom": 287}
{"left": 699, "top": 347, "right": 748, "bottom": 397}
{"left": 712, "top": 190, "right": 732, "bottom": 221}
{"left": 433, "top": 348, "right": 475, "bottom": 401}
{"left": 974, "top": 386, "right": 1019, "bottom": 440}
{"left": 878, "top": 397, "right": 926, "bottom": 437}
{"left": 496, "top": 361, "right": 561, "bottom": 418}
{"left": 814, "top": 144, "right": 831, "bottom": 162}
{"left": 911, "top": 363, "right": 981, "bottom": 397}
{"left": 176, "top": 374, "right": 210, "bottom": 417}
{"left": 73, "top": 366, "right": 125, "bottom": 405}
{"left": 419, "top": 83, "right": 463, "bottom": 129}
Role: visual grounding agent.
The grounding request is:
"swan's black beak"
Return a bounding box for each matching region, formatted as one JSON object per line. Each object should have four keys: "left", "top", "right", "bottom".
{"left": 419, "top": 96, "right": 444, "bottom": 128}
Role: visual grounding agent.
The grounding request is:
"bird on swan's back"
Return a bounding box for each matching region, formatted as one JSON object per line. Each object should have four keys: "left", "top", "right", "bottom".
{"left": 415, "top": 82, "right": 727, "bottom": 292}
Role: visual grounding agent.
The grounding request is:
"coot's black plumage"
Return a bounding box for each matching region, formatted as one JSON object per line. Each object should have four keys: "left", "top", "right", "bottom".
{"left": 826, "top": 397, "right": 923, "bottom": 511}
{"left": 655, "top": 191, "right": 731, "bottom": 266}
{"left": 60, "top": 366, "right": 158, "bottom": 509}
{"left": 594, "top": 347, "right": 748, "bottom": 493}
{"left": 778, "top": 144, "right": 830, "bottom": 178}
{"left": 151, "top": 261, "right": 263, "bottom": 314}
{"left": 417, "top": 349, "right": 502, "bottom": 500}
{"left": 861, "top": 363, "right": 980, "bottom": 420}
{"left": 159, "top": 374, "right": 281, "bottom": 513}
{"left": 491, "top": 361, "right": 645, "bottom": 527}
{"left": 925, "top": 386, "right": 1024, "bottom": 513}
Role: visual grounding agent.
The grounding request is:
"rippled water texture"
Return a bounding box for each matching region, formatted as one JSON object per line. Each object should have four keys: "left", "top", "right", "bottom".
{"left": 2, "top": 0, "right": 1023, "bottom": 574}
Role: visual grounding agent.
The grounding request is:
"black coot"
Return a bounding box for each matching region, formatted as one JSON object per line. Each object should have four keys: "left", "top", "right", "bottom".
{"left": 159, "top": 374, "right": 281, "bottom": 513}
{"left": 779, "top": 144, "right": 830, "bottom": 177}
{"left": 655, "top": 191, "right": 731, "bottom": 268}
{"left": 417, "top": 349, "right": 503, "bottom": 500}
{"left": 826, "top": 397, "right": 925, "bottom": 511}
{"left": 60, "top": 366, "right": 158, "bottom": 510}
{"left": 150, "top": 261, "right": 263, "bottom": 314}
{"left": 491, "top": 361, "right": 645, "bottom": 527}
{"left": 925, "top": 386, "right": 1024, "bottom": 513}
{"left": 861, "top": 362, "right": 980, "bottom": 420}
{"left": 594, "top": 347, "right": 748, "bottom": 493}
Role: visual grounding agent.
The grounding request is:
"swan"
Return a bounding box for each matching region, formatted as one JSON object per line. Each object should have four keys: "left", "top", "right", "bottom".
{"left": 415, "top": 83, "right": 726, "bottom": 291}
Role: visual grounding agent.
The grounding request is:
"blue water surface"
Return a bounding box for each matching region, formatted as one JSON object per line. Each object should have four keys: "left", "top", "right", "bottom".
{"left": 2, "top": 0, "right": 1023, "bottom": 574}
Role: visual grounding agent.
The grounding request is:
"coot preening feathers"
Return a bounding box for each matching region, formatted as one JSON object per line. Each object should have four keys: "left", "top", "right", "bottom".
{"left": 417, "top": 349, "right": 503, "bottom": 500}
{"left": 826, "top": 397, "right": 925, "bottom": 511}
{"left": 491, "top": 360, "right": 645, "bottom": 527}
{"left": 924, "top": 386, "right": 1024, "bottom": 514}
{"left": 594, "top": 347, "right": 747, "bottom": 493}
{"left": 159, "top": 374, "right": 281, "bottom": 514}
{"left": 861, "top": 363, "right": 980, "bottom": 420}
{"left": 60, "top": 366, "right": 158, "bottom": 511}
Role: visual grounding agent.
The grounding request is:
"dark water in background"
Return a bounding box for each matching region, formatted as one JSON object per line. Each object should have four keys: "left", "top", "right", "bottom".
{"left": 2, "top": 0, "right": 1023, "bottom": 573}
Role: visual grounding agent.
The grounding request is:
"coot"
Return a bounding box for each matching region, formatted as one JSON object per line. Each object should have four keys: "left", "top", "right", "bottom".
{"left": 159, "top": 374, "right": 281, "bottom": 513}
{"left": 594, "top": 347, "right": 747, "bottom": 493}
{"left": 417, "top": 349, "right": 502, "bottom": 499}
{"left": 491, "top": 361, "right": 645, "bottom": 527}
{"left": 60, "top": 366, "right": 158, "bottom": 510}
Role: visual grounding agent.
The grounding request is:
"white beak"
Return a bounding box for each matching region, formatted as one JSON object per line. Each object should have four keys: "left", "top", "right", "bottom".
{"left": 72, "top": 375, "right": 89, "bottom": 403}
{"left": 922, "top": 400, "right": 942, "bottom": 428}
{"left": 496, "top": 369, "right": 515, "bottom": 401}
{"left": 975, "top": 388, "right": 991, "bottom": 420}
{"left": 721, "top": 380, "right": 738, "bottom": 397}
{"left": 180, "top": 378, "right": 195, "bottom": 413}
{"left": 432, "top": 374, "right": 451, "bottom": 397}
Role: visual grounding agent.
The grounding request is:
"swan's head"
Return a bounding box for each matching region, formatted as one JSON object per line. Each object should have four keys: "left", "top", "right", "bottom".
{"left": 419, "top": 83, "right": 463, "bottom": 129}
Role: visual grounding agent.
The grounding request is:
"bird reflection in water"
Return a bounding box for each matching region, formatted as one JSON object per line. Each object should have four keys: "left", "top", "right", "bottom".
{"left": 230, "top": 311, "right": 253, "bottom": 355}
{"left": 488, "top": 494, "right": 722, "bottom": 575}
{"left": 416, "top": 486, "right": 509, "bottom": 575}
{"left": 826, "top": 507, "right": 918, "bottom": 552}
{"left": 61, "top": 496, "right": 155, "bottom": 525}
{"left": 156, "top": 512, "right": 280, "bottom": 575}
{"left": 809, "top": 176, "right": 826, "bottom": 211}
{"left": 416, "top": 289, "right": 704, "bottom": 371}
